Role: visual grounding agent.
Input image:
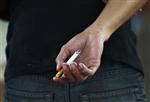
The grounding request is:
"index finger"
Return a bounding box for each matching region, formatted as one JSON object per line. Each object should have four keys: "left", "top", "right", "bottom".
{"left": 56, "top": 46, "right": 70, "bottom": 70}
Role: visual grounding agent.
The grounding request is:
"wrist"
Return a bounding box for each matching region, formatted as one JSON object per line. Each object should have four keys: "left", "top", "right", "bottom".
{"left": 83, "top": 28, "right": 105, "bottom": 44}
{"left": 84, "top": 25, "right": 111, "bottom": 42}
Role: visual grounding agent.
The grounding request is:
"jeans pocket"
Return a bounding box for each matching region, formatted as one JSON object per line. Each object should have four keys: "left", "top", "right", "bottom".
{"left": 80, "top": 87, "right": 138, "bottom": 102}
{"left": 5, "top": 88, "right": 54, "bottom": 102}
{"left": 134, "top": 86, "right": 148, "bottom": 102}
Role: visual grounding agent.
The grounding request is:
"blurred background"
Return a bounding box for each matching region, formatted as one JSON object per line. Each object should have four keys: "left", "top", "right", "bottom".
{"left": 0, "top": 2, "right": 150, "bottom": 102}
{"left": 0, "top": 20, "right": 7, "bottom": 102}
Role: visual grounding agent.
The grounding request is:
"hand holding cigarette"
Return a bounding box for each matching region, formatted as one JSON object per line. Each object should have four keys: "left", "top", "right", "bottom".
{"left": 55, "top": 50, "right": 81, "bottom": 78}
{"left": 53, "top": 30, "right": 104, "bottom": 84}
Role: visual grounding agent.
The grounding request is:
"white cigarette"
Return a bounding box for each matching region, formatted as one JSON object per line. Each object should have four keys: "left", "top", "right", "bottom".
{"left": 66, "top": 50, "right": 81, "bottom": 64}
{"left": 55, "top": 50, "right": 81, "bottom": 78}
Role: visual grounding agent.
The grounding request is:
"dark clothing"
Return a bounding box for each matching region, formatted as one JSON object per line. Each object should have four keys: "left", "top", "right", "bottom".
{"left": 5, "top": 0, "right": 143, "bottom": 81}
{"left": 4, "top": 62, "right": 147, "bottom": 102}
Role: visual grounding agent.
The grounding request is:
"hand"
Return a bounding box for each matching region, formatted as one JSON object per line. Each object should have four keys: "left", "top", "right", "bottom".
{"left": 53, "top": 28, "right": 105, "bottom": 84}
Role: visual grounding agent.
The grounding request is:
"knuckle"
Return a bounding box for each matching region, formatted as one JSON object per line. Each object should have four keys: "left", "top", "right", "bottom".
{"left": 61, "top": 45, "right": 71, "bottom": 55}
{"left": 61, "top": 45, "right": 67, "bottom": 50}
{"left": 55, "top": 58, "right": 59, "bottom": 63}
{"left": 89, "top": 71, "right": 95, "bottom": 76}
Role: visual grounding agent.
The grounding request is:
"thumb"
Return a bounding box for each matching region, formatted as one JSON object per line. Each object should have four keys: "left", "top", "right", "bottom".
{"left": 56, "top": 45, "right": 70, "bottom": 71}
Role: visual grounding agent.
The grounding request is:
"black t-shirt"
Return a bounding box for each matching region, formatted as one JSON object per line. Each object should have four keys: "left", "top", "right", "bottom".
{"left": 5, "top": 0, "right": 143, "bottom": 81}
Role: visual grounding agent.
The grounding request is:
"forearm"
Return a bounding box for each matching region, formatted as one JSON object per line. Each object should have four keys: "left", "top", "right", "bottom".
{"left": 88, "top": 0, "right": 147, "bottom": 41}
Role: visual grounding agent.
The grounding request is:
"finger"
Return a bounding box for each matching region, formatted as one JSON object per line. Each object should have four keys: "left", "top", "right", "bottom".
{"left": 78, "top": 63, "right": 95, "bottom": 76}
{"left": 70, "top": 62, "right": 87, "bottom": 81}
{"left": 62, "top": 63, "right": 76, "bottom": 82}
{"left": 56, "top": 45, "right": 70, "bottom": 71}
{"left": 53, "top": 76, "right": 68, "bottom": 84}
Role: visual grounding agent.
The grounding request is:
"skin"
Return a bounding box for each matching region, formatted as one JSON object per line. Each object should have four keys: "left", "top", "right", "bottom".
{"left": 1, "top": 0, "right": 147, "bottom": 84}
{"left": 53, "top": 0, "right": 148, "bottom": 84}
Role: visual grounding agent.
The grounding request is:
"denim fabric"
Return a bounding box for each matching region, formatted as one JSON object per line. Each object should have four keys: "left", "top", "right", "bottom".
{"left": 4, "top": 62, "right": 148, "bottom": 102}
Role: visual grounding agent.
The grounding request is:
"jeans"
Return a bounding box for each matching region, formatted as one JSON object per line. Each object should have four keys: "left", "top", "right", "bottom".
{"left": 4, "top": 62, "right": 148, "bottom": 102}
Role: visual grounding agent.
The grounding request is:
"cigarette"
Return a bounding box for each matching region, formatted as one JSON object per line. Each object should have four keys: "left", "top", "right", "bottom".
{"left": 55, "top": 50, "right": 81, "bottom": 78}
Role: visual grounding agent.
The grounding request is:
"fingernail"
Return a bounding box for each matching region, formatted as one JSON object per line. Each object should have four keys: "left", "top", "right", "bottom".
{"left": 53, "top": 77, "right": 56, "bottom": 80}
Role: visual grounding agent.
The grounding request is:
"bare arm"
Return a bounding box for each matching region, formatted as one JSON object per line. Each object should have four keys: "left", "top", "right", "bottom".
{"left": 54, "top": 0, "right": 148, "bottom": 84}
{"left": 88, "top": 0, "right": 148, "bottom": 41}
